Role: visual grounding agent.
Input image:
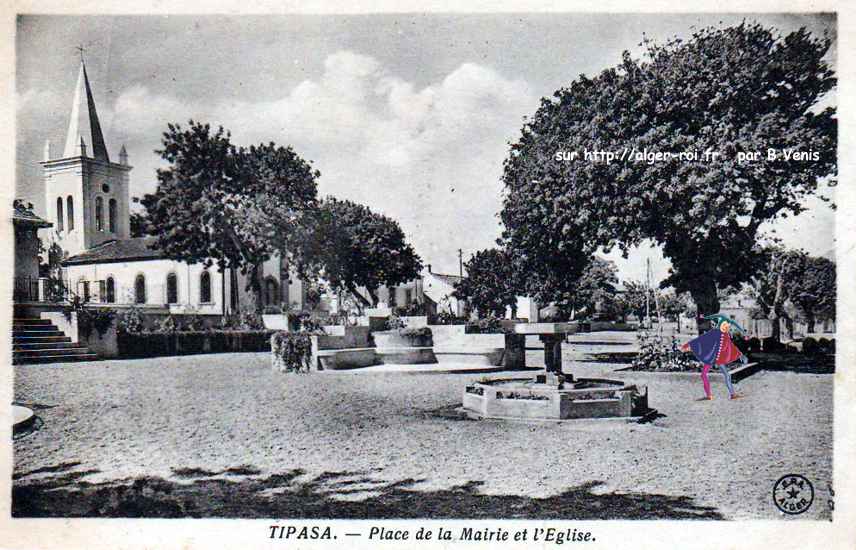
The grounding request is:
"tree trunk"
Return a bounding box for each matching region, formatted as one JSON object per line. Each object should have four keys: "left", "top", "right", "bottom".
{"left": 345, "top": 282, "right": 373, "bottom": 309}
{"left": 247, "top": 263, "right": 263, "bottom": 313}
{"left": 806, "top": 315, "right": 816, "bottom": 335}
{"left": 767, "top": 252, "right": 790, "bottom": 344}
{"left": 690, "top": 283, "right": 719, "bottom": 335}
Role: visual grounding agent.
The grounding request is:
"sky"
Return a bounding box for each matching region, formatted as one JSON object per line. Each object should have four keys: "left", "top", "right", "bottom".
{"left": 15, "top": 13, "right": 837, "bottom": 283}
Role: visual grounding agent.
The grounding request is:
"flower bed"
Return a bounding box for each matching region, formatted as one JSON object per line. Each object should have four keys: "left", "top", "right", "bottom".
{"left": 117, "top": 330, "right": 274, "bottom": 358}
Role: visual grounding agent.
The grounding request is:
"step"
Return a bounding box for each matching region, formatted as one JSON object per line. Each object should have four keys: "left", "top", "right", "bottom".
{"left": 14, "top": 346, "right": 92, "bottom": 358}
{"left": 13, "top": 341, "right": 80, "bottom": 351}
{"left": 13, "top": 324, "right": 61, "bottom": 332}
{"left": 13, "top": 336, "right": 72, "bottom": 344}
{"left": 14, "top": 353, "right": 100, "bottom": 365}
{"left": 12, "top": 318, "right": 52, "bottom": 325}
{"left": 12, "top": 330, "right": 65, "bottom": 337}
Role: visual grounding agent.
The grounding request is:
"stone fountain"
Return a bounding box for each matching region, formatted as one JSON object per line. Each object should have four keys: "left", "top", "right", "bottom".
{"left": 462, "top": 322, "right": 648, "bottom": 420}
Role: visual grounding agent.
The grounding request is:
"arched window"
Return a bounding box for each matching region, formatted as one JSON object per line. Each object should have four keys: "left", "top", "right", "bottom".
{"left": 265, "top": 278, "right": 279, "bottom": 305}
{"left": 134, "top": 274, "right": 146, "bottom": 304}
{"left": 200, "top": 270, "right": 212, "bottom": 303}
{"left": 105, "top": 277, "right": 115, "bottom": 303}
{"left": 95, "top": 197, "right": 103, "bottom": 231}
{"left": 108, "top": 199, "right": 117, "bottom": 233}
{"left": 166, "top": 273, "right": 178, "bottom": 304}
{"left": 56, "top": 197, "right": 64, "bottom": 232}
{"left": 66, "top": 196, "right": 74, "bottom": 231}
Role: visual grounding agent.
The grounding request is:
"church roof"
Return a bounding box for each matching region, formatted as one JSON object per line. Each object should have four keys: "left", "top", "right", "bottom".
{"left": 63, "top": 237, "right": 164, "bottom": 265}
{"left": 62, "top": 60, "right": 110, "bottom": 162}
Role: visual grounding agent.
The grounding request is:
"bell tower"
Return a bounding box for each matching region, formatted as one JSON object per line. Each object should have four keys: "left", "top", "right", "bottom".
{"left": 41, "top": 56, "right": 132, "bottom": 257}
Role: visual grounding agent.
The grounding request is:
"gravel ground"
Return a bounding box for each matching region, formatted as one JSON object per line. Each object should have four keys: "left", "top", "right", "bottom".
{"left": 13, "top": 350, "right": 832, "bottom": 519}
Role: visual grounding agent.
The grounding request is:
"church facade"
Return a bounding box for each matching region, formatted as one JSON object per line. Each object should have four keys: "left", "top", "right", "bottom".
{"left": 42, "top": 59, "right": 302, "bottom": 317}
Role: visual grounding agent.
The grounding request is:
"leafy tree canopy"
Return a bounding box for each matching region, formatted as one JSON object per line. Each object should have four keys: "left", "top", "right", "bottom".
{"left": 500, "top": 22, "right": 836, "bottom": 330}
{"left": 141, "top": 121, "right": 320, "bottom": 303}
{"left": 453, "top": 248, "right": 519, "bottom": 318}
{"left": 750, "top": 246, "right": 835, "bottom": 335}
{"left": 296, "top": 197, "right": 423, "bottom": 308}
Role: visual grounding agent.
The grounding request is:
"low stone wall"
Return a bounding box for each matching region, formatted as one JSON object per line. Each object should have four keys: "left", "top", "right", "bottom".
{"left": 429, "top": 326, "right": 525, "bottom": 369}
{"left": 83, "top": 317, "right": 119, "bottom": 358}
{"left": 428, "top": 324, "right": 467, "bottom": 345}
{"left": 309, "top": 326, "right": 373, "bottom": 370}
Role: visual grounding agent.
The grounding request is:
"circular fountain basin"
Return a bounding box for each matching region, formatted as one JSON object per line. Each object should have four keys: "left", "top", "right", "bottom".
{"left": 462, "top": 377, "right": 648, "bottom": 420}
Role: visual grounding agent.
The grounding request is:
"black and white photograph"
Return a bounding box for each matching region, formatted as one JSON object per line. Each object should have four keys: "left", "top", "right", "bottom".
{"left": 3, "top": 3, "right": 854, "bottom": 549}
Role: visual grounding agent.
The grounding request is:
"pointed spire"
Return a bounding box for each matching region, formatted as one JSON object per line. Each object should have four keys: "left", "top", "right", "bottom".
{"left": 43, "top": 139, "right": 51, "bottom": 162}
{"left": 119, "top": 144, "right": 128, "bottom": 165}
{"left": 62, "top": 59, "right": 110, "bottom": 162}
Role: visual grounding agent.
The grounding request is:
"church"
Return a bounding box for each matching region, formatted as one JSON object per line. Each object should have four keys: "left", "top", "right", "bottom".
{"left": 40, "top": 58, "right": 302, "bottom": 317}
{"left": 32, "top": 58, "right": 453, "bottom": 320}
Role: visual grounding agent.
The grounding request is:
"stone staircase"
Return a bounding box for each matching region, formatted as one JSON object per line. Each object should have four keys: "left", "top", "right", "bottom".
{"left": 12, "top": 318, "right": 98, "bottom": 365}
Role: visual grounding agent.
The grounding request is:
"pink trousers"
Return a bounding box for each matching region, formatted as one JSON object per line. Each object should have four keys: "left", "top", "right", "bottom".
{"left": 701, "top": 364, "right": 712, "bottom": 397}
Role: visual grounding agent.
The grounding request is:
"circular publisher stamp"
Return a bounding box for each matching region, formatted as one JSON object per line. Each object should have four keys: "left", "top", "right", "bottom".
{"left": 773, "top": 474, "right": 814, "bottom": 515}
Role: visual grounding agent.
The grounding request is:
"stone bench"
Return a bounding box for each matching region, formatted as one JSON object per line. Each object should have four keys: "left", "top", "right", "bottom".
{"left": 316, "top": 347, "right": 378, "bottom": 370}
{"left": 433, "top": 346, "right": 505, "bottom": 366}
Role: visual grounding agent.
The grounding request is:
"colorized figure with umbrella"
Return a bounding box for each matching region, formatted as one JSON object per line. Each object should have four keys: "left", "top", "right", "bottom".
{"left": 680, "top": 314, "right": 749, "bottom": 400}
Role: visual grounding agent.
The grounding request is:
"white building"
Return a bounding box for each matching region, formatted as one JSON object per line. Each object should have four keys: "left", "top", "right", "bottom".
{"left": 43, "top": 59, "right": 300, "bottom": 316}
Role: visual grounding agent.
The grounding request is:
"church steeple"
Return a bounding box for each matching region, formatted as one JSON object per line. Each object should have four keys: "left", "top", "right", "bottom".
{"left": 62, "top": 59, "right": 110, "bottom": 162}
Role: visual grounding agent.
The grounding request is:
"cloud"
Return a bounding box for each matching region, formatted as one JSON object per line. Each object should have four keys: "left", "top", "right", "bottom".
{"left": 108, "top": 50, "right": 538, "bottom": 272}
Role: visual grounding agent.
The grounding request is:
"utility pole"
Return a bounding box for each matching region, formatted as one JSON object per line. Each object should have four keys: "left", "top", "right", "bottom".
{"left": 458, "top": 249, "right": 463, "bottom": 278}
{"left": 645, "top": 258, "right": 651, "bottom": 329}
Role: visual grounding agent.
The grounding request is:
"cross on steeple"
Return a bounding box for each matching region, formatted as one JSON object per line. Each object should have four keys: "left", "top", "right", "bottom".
{"left": 76, "top": 44, "right": 85, "bottom": 62}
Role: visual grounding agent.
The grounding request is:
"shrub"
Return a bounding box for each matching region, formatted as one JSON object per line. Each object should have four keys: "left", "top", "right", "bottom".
{"left": 802, "top": 337, "right": 819, "bottom": 356}
{"left": 394, "top": 302, "right": 424, "bottom": 316}
{"left": 240, "top": 310, "right": 264, "bottom": 330}
{"left": 285, "top": 311, "right": 326, "bottom": 333}
{"left": 116, "top": 306, "right": 145, "bottom": 334}
{"left": 818, "top": 337, "right": 835, "bottom": 355}
{"left": 465, "top": 316, "right": 506, "bottom": 334}
{"left": 382, "top": 314, "right": 408, "bottom": 331}
{"left": 747, "top": 337, "right": 761, "bottom": 353}
{"left": 156, "top": 315, "right": 178, "bottom": 334}
{"left": 77, "top": 307, "right": 116, "bottom": 339}
{"left": 270, "top": 331, "right": 313, "bottom": 373}
{"left": 182, "top": 314, "right": 207, "bottom": 332}
{"left": 399, "top": 326, "right": 432, "bottom": 339}
{"left": 434, "top": 311, "right": 467, "bottom": 325}
{"left": 631, "top": 331, "right": 696, "bottom": 372}
{"left": 762, "top": 337, "right": 787, "bottom": 353}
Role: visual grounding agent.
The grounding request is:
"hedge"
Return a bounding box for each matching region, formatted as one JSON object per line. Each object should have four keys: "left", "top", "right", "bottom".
{"left": 117, "top": 330, "right": 274, "bottom": 358}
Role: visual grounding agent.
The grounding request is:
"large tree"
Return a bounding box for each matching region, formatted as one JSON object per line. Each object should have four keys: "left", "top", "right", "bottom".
{"left": 141, "top": 121, "right": 319, "bottom": 310}
{"left": 559, "top": 256, "right": 618, "bottom": 319}
{"left": 751, "top": 247, "right": 835, "bottom": 338}
{"left": 296, "top": 197, "right": 423, "bottom": 309}
{"left": 791, "top": 255, "right": 836, "bottom": 333}
{"left": 500, "top": 22, "right": 836, "bottom": 333}
{"left": 452, "top": 248, "right": 519, "bottom": 318}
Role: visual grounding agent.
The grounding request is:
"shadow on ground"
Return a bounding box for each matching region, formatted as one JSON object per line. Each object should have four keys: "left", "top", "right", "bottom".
{"left": 13, "top": 464, "right": 722, "bottom": 519}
